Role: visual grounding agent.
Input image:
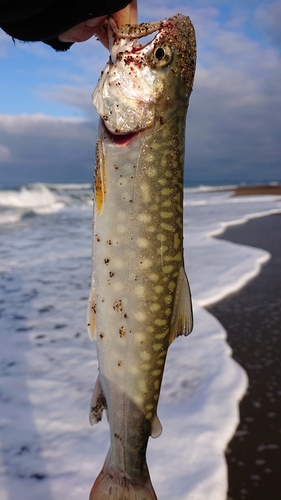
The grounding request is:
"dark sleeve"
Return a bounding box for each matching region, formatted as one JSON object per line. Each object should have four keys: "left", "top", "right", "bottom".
{"left": 0, "top": 0, "right": 131, "bottom": 51}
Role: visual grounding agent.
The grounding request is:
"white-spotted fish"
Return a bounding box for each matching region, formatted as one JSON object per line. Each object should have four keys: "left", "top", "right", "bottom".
{"left": 87, "top": 14, "right": 196, "bottom": 500}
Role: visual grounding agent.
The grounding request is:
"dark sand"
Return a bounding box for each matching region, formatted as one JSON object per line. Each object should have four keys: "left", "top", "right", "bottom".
{"left": 233, "top": 185, "right": 281, "bottom": 197}
{"left": 207, "top": 213, "right": 281, "bottom": 500}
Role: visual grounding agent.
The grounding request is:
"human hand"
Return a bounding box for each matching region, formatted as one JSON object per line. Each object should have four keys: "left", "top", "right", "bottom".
{"left": 58, "top": 0, "right": 137, "bottom": 47}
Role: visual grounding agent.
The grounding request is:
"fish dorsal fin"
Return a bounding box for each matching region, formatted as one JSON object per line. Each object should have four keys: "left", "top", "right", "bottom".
{"left": 89, "top": 375, "right": 107, "bottom": 426}
{"left": 87, "top": 288, "right": 97, "bottom": 341}
{"left": 169, "top": 266, "right": 193, "bottom": 344}
{"left": 150, "top": 413, "right": 163, "bottom": 439}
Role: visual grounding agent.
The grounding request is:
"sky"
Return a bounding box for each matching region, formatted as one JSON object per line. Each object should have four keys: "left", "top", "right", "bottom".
{"left": 0, "top": 0, "right": 281, "bottom": 186}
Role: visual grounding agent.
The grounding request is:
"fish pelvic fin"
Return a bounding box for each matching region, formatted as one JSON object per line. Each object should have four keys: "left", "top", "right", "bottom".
{"left": 87, "top": 288, "right": 97, "bottom": 341}
{"left": 90, "top": 453, "right": 157, "bottom": 500}
{"left": 169, "top": 266, "right": 193, "bottom": 344}
{"left": 89, "top": 375, "right": 107, "bottom": 425}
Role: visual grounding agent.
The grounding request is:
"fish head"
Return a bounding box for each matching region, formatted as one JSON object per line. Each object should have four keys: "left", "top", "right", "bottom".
{"left": 92, "top": 14, "right": 196, "bottom": 137}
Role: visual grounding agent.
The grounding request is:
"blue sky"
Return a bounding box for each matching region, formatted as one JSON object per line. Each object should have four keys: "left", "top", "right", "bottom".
{"left": 0, "top": 0, "right": 281, "bottom": 186}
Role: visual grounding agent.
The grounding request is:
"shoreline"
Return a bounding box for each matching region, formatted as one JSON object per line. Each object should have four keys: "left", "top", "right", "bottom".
{"left": 233, "top": 184, "right": 281, "bottom": 196}
{"left": 207, "top": 213, "right": 281, "bottom": 500}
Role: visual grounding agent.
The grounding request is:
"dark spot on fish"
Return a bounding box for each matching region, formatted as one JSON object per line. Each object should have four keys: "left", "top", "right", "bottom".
{"left": 113, "top": 300, "right": 123, "bottom": 312}
{"left": 159, "top": 116, "right": 165, "bottom": 125}
{"left": 100, "top": 334, "right": 104, "bottom": 340}
{"left": 114, "top": 165, "right": 119, "bottom": 169}
{"left": 124, "top": 313, "right": 128, "bottom": 319}
{"left": 96, "top": 236, "right": 100, "bottom": 242}
{"left": 129, "top": 199, "right": 133, "bottom": 203}
{"left": 107, "top": 240, "right": 112, "bottom": 245}
{"left": 118, "top": 361, "right": 123, "bottom": 367}
{"left": 92, "top": 304, "right": 96, "bottom": 314}
{"left": 119, "top": 326, "right": 126, "bottom": 338}
{"left": 109, "top": 271, "right": 115, "bottom": 278}
{"left": 104, "top": 258, "right": 110, "bottom": 265}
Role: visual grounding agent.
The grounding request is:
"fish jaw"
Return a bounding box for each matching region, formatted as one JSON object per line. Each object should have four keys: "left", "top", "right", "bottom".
{"left": 92, "top": 55, "right": 158, "bottom": 135}
{"left": 92, "top": 14, "right": 196, "bottom": 136}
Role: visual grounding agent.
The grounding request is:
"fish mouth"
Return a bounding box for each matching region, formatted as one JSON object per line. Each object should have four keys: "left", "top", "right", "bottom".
{"left": 102, "top": 120, "right": 141, "bottom": 145}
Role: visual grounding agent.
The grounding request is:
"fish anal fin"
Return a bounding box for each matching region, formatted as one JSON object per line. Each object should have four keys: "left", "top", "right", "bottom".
{"left": 150, "top": 413, "right": 163, "bottom": 439}
{"left": 87, "top": 288, "right": 97, "bottom": 341}
{"left": 169, "top": 266, "right": 193, "bottom": 344}
{"left": 89, "top": 375, "right": 107, "bottom": 426}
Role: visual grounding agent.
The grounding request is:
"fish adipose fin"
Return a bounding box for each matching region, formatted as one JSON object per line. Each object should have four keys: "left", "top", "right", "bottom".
{"left": 87, "top": 288, "right": 97, "bottom": 340}
{"left": 90, "top": 454, "right": 157, "bottom": 500}
{"left": 169, "top": 266, "right": 193, "bottom": 344}
{"left": 150, "top": 412, "right": 162, "bottom": 438}
{"left": 89, "top": 375, "right": 107, "bottom": 425}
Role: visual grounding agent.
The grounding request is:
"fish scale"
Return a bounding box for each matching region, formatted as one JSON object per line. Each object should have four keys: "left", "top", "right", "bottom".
{"left": 87, "top": 13, "right": 196, "bottom": 500}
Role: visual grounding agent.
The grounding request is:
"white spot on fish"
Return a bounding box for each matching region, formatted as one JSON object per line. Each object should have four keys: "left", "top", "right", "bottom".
{"left": 112, "top": 281, "right": 124, "bottom": 292}
{"left": 149, "top": 273, "right": 159, "bottom": 282}
{"left": 138, "top": 213, "right": 152, "bottom": 223}
{"left": 150, "top": 303, "right": 161, "bottom": 312}
{"left": 139, "top": 380, "right": 148, "bottom": 393}
{"left": 135, "top": 311, "right": 147, "bottom": 322}
{"left": 117, "top": 210, "right": 127, "bottom": 221}
{"left": 116, "top": 224, "right": 127, "bottom": 234}
{"left": 135, "top": 285, "right": 145, "bottom": 298}
{"left": 140, "top": 351, "right": 151, "bottom": 361}
{"left": 137, "top": 237, "right": 149, "bottom": 248}
{"left": 141, "top": 259, "right": 152, "bottom": 269}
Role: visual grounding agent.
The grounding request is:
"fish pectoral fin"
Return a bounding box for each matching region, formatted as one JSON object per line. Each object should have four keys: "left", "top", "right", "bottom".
{"left": 89, "top": 375, "right": 107, "bottom": 426}
{"left": 87, "top": 288, "right": 97, "bottom": 341}
{"left": 169, "top": 266, "right": 193, "bottom": 344}
{"left": 150, "top": 413, "right": 163, "bottom": 439}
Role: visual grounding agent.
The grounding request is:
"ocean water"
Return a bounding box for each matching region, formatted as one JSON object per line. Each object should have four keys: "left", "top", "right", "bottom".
{"left": 0, "top": 182, "right": 280, "bottom": 500}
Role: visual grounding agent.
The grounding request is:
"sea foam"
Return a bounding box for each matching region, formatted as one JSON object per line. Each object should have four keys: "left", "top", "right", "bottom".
{"left": 0, "top": 184, "right": 280, "bottom": 499}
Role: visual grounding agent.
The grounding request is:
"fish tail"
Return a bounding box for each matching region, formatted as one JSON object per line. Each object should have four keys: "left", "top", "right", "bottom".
{"left": 90, "top": 454, "right": 157, "bottom": 500}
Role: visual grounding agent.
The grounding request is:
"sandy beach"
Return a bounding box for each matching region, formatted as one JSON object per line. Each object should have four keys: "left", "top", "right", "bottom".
{"left": 208, "top": 213, "right": 281, "bottom": 500}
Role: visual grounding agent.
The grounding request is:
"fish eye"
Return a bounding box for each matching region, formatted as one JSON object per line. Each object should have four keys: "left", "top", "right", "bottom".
{"left": 150, "top": 45, "right": 172, "bottom": 67}
{"left": 155, "top": 47, "right": 165, "bottom": 60}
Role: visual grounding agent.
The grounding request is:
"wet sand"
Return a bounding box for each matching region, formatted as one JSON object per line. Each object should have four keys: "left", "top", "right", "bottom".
{"left": 207, "top": 213, "right": 281, "bottom": 500}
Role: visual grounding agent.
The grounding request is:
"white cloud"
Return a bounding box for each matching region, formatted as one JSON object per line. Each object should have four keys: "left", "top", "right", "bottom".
{"left": 255, "top": 1, "right": 281, "bottom": 47}
{"left": 0, "top": 144, "right": 10, "bottom": 162}
{"left": 0, "top": 114, "right": 97, "bottom": 184}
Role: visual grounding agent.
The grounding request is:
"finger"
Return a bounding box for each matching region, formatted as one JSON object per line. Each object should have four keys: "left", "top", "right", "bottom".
{"left": 95, "top": 0, "right": 138, "bottom": 49}
{"left": 112, "top": 0, "right": 138, "bottom": 26}
{"left": 58, "top": 16, "right": 106, "bottom": 43}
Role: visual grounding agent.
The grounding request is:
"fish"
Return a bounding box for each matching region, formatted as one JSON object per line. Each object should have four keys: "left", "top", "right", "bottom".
{"left": 87, "top": 13, "right": 196, "bottom": 500}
